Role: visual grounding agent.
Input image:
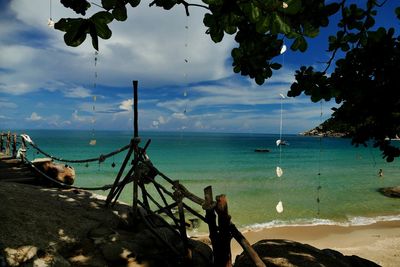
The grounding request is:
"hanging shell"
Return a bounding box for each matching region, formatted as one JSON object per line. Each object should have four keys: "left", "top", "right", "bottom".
{"left": 276, "top": 139, "right": 282, "bottom": 146}
{"left": 47, "top": 19, "right": 55, "bottom": 27}
{"left": 276, "top": 166, "right": 283, "bottom": 177}
{"left": 280, "top": 44, "right": 287, "bottom": 54}
{"left": 282, "top": 2, "right": 288, "bottom": 9}
{"left": 276, "top": 201, "right": 284, "bottom": 213}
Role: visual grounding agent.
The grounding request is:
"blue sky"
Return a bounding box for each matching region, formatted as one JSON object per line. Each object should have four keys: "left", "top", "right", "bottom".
{"left": 0, "top": 0, "right": 398, "bottom": 134}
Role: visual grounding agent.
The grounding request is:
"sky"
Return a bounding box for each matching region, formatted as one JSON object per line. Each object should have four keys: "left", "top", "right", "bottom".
{"left": 0, "top": 0, "right": 398, "bottom": 134}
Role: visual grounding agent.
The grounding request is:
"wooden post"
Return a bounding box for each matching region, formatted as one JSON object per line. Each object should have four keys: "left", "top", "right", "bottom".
{"left": 105, "top": 139, "right": 135, "bottom": 206}
{"left": 6, "top": 131, "right": 11, "bottom": 155}
{"left": 215, "top": 195, "right": 232, "bottom": 267}
{"left": 132, "top": 80, "right": 140, "bottom": 217}
{"left": 12, "top": 133, "right": 17, "bottom": 158}
{"left": 133, "top": 80, "right": 139, "bottom": 138}
{"left": 230, "top": 224, "right": 266, "bottom": 267}
{"left": 0, "top": 133, "right": 3, "bottom": 152}
{"left": 173, "top": 182, "right": 190, "bottom": 260}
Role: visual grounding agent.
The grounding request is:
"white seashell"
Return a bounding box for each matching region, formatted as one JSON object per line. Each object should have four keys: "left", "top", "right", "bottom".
{"left": 282, "top": 2, "right": 288, "bottom": 9}
{"left": 279, "top": 93, "right": 285, "bottom": 99}
{"left": 276, "top": 139, "right": 281, "bottom": 146}
{"left": 276, "top": 201, "right": 284, "bottom": 213}
{"left": 47, "top": 19, "right": 55, "bottom": 28}
{"left": 183, "top": 91, "right": 188, "bottom": 97}
{"left": 276, "top": 166, "right": 283, "bottom": 177}
{"left": 280, "top": 44, "right": 287, "bottom": 54}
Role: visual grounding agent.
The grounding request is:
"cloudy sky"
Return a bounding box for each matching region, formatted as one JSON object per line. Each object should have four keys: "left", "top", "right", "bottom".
{"left": 0, "top": 1, "right": 398, "bottom": 134}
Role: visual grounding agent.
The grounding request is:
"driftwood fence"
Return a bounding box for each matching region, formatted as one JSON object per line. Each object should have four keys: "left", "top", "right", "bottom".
{"left": 0, "top": 132, "right": 18, "bottom": 157}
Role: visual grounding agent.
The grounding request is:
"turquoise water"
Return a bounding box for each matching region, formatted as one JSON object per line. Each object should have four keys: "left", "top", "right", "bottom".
{"left": 17, "top": 130, "right": 400, "bottom": 231}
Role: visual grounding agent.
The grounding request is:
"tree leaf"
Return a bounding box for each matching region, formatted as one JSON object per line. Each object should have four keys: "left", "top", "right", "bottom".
{"left": 272, "top": 13, "right": 291, "bottom": 34}
{"left": 128, "top": 0, "right": 140, "bottom": 8}
{"left": 282, "top": 0, "right": 302, "bottom": 15}
{"left": 303, "top": 23, "right": 319, "bottom": 38}
{"left": 291, "top": 36, "right": 307, "bottom": 52}
{"left": 101, "top": 0, "right": 116, "bottom": 10}
{"left": 91, "top": 11, "right": 114, "bottom": 24}
{"left": 112, "top": 5, "right": 128, "bottom": 21}
{"left": 270, "top": 62, "right": 282, "bottom": 70}
{"left": 89, "top": 23, "right": 99, "bottom": 51}
{"left": 63, "top": 19, "right": 89, "bottom": 47}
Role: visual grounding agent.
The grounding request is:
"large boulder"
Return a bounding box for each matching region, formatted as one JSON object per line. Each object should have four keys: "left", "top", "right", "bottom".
{"left": 234, "top": 239, "right": 380, "bottom": 267}
{"left": 32, "top": 158, "right": 75, "bottom": 185}
{"left": 378, "top": 186, "right": 400, "bottom": 198}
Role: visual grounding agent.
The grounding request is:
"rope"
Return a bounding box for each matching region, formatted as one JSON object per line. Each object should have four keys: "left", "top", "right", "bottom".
{"left": 317, "top": 100, "right": 323, "bottom": 215}
{"left": 24, "top": 157, "right": 129, "bottom": 191}
{"left": 24, "top": 138, "right": 130, "bottom": 163}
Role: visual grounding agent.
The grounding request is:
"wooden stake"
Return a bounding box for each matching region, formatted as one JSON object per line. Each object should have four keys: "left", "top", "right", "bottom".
{"left": 133, "top": 80, "right": 138, "bottom": 138}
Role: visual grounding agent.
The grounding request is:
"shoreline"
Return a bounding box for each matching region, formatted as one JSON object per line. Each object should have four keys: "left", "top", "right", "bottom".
{"left": 230, "top": 220, "right": 400, "bottom": 266}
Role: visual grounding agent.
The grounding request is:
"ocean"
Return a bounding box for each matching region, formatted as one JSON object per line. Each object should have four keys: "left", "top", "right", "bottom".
{"left": 17, "top": 130, "right": 400, "bottom": 232}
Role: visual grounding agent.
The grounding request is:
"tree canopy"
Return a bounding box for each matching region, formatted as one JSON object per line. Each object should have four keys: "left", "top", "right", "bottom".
{"left": 55, "top": 0, "right": 400, "bottom": 161}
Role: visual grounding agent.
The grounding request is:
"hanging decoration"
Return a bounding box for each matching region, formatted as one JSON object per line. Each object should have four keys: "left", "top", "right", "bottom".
{"left": 275, "top": 93, "right": 286, "bottom": 214}
{"left": 276, "top": 200, "right": 284, "bottom": 213}
{"left": 275, "top": 3, "right": 288, "bottom": 213}
{"left": 47, "top": 0, "right": 55, "bottom": 27}
{"left": 183, "top": 17, "right": 189, "bottom": 116}
{"left": 89, "top": 95, "right": 97, "bottom": 145}
{"left": 316, "top": 100, "right": 323, "bottom": 215}
{"left": 90, "top": 51, "right": 98, "bottom": 146}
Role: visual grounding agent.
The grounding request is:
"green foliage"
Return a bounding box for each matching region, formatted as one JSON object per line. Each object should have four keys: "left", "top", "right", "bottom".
{"left": 60, "top": 0, "right": 90, "bottom": 15}
{"left": 288, "top": 26, "right": 400, "bottom": 161}
{"left": 55, "top": 11, "right": 113, "bottom": 50}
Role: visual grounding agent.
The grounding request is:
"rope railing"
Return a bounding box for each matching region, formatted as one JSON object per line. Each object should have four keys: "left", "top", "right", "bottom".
{"left": 23, "top": 156, "right": 130, "bottom": 191}
{"left": 20, "top": 134, "right": 131, "bottom": 164}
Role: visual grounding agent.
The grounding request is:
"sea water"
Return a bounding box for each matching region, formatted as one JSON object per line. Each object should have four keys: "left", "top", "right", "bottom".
{"left": 18, "top": 130, "right": 400, "bottom": 231}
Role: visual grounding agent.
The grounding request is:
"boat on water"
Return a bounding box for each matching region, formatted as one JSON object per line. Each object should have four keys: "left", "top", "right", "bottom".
{"left": 254, "top": 148, "right": 270, "bottom": 152}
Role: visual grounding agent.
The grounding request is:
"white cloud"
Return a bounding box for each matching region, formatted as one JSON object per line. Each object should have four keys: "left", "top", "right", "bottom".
{"left": 0, "top": 99, "right": 18, "bottom": 109}
{"left": 72, "top": 110, "right": 91, "bottom": 123}
{"left": 63, "top": 86, "right": 92, "bottom": 98}
{"left": 26, "top": 112, "right": 43, "bottom": 121}
{"left": 119, "top": 99, "right": 133, "bottom": 112}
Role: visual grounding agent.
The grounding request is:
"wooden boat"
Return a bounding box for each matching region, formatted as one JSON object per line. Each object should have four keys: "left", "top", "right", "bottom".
{"left": 254, "top": 148, "right": 270, "bottom": 152}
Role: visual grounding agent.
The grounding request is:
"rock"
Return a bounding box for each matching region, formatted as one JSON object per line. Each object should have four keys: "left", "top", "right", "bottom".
{"left": 234, "top": 239, "right": 380, "bottom": 267}
{"left": 31, "top": 252, "right": 71, "bottom": 267}
{"left": 4, "top": 245, "right": 37, "bottom": 266}
{"left": 32, "top": 159, "right": 75, "bottom": 185}
{"left": 378, "top": 186, "right": 400, "bottom": 198}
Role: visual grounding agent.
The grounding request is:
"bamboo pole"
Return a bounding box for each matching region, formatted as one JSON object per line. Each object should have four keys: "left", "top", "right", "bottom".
{"left": 132, "top": 80, "right": 139, "bottom": 216}
{"left": 105, "top": 139, "right": 135, "bottom": 206}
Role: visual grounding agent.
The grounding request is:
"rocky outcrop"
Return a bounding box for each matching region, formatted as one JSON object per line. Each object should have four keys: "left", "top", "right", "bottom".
{"left": 378, "top": 186, "right": 400, "bottom": 198}
{"left": 32, "top": 158, "right": 75, "bottom": 185}
{"left": 300, "top": 127, "right": 348, "bottom": 138}
{"left": 234, "top": 239, "right": 380, "bottom": 267}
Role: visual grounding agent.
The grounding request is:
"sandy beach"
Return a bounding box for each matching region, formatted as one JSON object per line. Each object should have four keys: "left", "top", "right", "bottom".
{"left": 231, "top": 220, "right": 400, "bottom": 266}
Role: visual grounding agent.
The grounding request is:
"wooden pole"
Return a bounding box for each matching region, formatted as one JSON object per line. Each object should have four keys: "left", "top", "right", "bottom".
{"left": 12, "top": 133, "right": 17, "bottom": 158}
{"left": 215, "top": 195, "right": 232, "bottom": 267}
{"left": 132, "top": 80, "right": 139, "bottom": 216}
{"left": 0, "top": 133, "right": 4, "bottom": 152}
{"left": 230, "top": 224, "right": 266, "bottom": 267}
{"left": 133, "top": 80, "right": 138, "bottom": 138}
